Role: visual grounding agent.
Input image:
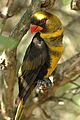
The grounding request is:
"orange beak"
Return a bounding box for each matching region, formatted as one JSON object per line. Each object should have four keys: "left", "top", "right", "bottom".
{"left": 30, "top": 24, "right": 43, "bottom": 33}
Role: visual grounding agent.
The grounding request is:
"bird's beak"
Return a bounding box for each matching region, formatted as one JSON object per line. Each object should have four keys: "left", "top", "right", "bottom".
{"left": 30, "top": 24, "right": 43, "bottom": 33}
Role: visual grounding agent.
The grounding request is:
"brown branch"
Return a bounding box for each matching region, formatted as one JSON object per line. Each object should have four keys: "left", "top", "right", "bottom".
{"left": 6, "top": 0, "right": 15, "bottom": 17}
{"left": 71, "top": 0, "right": 80, "bottom": 10}
{"left": 41, "top": 0, "right": 56, "bottom": 8}
{"left": 0, "top": 0, "right": 15, "bottom": 34}
{"left": 0, "top": 0, "right": 14, "bottom": 19}
{"left": 0, "top": 50, "right": 16, "bottom": 119}
{"left": 10, "top": 5, "right": 32, "bottom": 42}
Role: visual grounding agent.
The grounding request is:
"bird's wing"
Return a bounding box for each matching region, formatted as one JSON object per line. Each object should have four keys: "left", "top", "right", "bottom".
{"left": 18, "top": 33, "right": 48, "bottom": 102}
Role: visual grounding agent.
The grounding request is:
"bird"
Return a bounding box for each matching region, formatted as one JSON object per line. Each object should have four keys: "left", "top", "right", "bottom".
{"left": 14, "top": 11, "right": 64, "bottom": 120}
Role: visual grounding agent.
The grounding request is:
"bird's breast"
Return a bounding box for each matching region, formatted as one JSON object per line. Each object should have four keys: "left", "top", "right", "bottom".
{"left": 44, "top": 43, "right": 64, "bottom": 78}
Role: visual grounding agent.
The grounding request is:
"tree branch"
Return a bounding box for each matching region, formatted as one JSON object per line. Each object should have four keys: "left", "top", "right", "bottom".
{"left": 10, "top": 6, "right": 32, "bottom": 42}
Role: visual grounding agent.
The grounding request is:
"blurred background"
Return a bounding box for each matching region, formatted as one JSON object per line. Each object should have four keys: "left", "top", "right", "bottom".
{"left": 0, "top": 0, "right": 80, "bottom": 120}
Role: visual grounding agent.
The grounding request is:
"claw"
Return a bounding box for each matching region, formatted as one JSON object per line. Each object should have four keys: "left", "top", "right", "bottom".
{"left": 36, "top": 78, "right": 53, "bottom": 94}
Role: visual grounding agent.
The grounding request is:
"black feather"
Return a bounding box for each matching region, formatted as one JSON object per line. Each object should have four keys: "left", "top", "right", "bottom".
{"left": 18, "top": 32, "right": 50, "bottom": 103}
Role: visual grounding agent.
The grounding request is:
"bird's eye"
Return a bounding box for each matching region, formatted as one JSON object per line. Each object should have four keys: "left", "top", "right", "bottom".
{"left": 41, "top": 19, "right": 46, "bottom": 24}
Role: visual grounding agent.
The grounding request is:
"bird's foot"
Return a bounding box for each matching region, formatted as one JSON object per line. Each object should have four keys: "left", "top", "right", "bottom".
{"left": 36, "top": 78, "right": 53, "bottom": 94}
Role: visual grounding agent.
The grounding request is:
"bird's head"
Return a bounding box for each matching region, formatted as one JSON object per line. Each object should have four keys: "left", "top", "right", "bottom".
{"left": 30, "top": 11, "right": 63, "bottom": 39}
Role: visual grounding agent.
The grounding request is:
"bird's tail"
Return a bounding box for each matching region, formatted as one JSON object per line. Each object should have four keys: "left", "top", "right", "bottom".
{"left": 14, "top": 100, "right": 24, "bottom": 120}
{"left": 14, "top": 81, "right": 36, "bottom": 120}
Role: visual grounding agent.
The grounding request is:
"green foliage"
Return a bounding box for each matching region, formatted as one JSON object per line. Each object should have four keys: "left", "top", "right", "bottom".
{"left": 62, "top": 0, "right": 71, "bottom": 5}
{"left": 0, "top": 35, "right": 17, "bottom": 50}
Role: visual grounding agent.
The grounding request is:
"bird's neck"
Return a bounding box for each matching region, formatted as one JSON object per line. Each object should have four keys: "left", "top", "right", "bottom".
{"left": 40, "top": 29, "right": 63, "bottom": 47}
{"left": 40, "top": 29, "right": 63, "bottom": 39}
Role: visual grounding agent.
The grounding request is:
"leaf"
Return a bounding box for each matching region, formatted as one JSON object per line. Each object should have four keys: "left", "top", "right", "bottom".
{"left": 0, "top": 35, "right": 17, "bottom": 50}
{"left": 62, "top": 0, "right": 71, "bottom": 5}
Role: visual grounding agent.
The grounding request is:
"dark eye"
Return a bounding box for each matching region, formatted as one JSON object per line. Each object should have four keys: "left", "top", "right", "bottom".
{"left": 38, "top": 19, "right": 47, "bottom": 26}
{"left": 41, "top": 19, "right": 46, "bottom": 24}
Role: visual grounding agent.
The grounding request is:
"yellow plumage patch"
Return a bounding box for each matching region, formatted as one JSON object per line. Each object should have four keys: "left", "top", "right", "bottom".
{"left": 44, "top": 44, "right": 64, "bottom": 78}
{"left": 40, "top": 27, "right": 64, "bottom": 78}
{"left": 40, "top": 29, "right": 63, "bottom": 39}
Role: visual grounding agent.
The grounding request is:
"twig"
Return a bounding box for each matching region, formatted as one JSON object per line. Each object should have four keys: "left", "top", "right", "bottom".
{"left": 0, "top": 50, "right": 16, "bottom": 119}
{"left": 41, "top": 0, "right": 56, "bottom": 8}
{"left": 10, "top": 5, "right": 32, "bottom": 42}
{"left": 6, "top": 0, "right": 15, "bottom": 17}
{"left": 0, "top": 0, "right": 15, "bottom": 34}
